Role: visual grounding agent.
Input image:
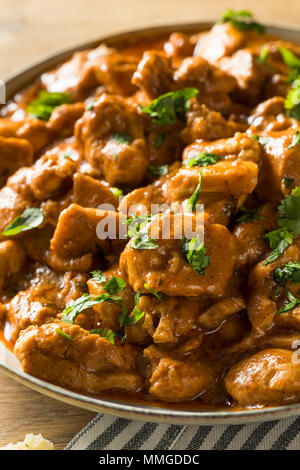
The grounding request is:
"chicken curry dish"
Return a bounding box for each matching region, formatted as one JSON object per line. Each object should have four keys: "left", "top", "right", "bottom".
{"left": 1, "top": 10, "right": 300, "bottom": 410}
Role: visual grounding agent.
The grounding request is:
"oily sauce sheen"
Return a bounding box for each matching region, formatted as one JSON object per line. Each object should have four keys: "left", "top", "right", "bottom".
{"left": 1, "top": 13, "right": 300, "bottom": 410}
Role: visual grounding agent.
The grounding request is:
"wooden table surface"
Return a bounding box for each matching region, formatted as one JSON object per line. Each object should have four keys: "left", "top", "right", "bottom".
{"left": 0, "top": 0, "right": 300, "bottom": 450}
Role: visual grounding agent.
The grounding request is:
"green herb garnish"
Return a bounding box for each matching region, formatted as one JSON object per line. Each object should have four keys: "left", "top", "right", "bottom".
{"left": 27, "top": 91, "right": 72, "bottom": 121}
{"left": 184, "top": 152, "right": 224, "bottom": 168}
{"left": 120, "top": 289, "right": 145, "bottom": 326}
{"left": 104, "top": 276, "right": 126, "bottom": 295}
{"left": 277, "top": 185, "right": 300, "bottom": 234}
{"left": 278, "top": 47, "right": 300, "bottom": 83}
{"left": 90, "top": 270, "right": 107, "bottom": 284}
{"left": 56, "top": 328, "right": 72, "bottom": 341}
{"left": 279, "top": 47, "right": 300, "bottom": 70}
{"left": 144, "top": 283, "right": 163, "bottom": 301}
{"left": 259, "top": 47, "right": 269, "bottom": 64}
{"left": 236, "top": 205, "right": 266, "bottom": 223}
{"left": 126, "top": 215, "right": 158, "bottom": 250}
{"left": 264, "top": 228, "right": 294, "bottom": 265}
{"left": 285, "top": 77, "right": 300, "bottom": 120}
{"left": 62, "top": 293, "right": 122, "bottom": 324}
{"left": 283, "top": 177, "right": 294, "bottom": 189}
{"left": 277, "top": 290, "right": 300, "bottom": 314}
{"left": 111, "top": 131, "right": 132, "bottom": 144}
{"left": 110, "top": 187, "right": 123, "bottom": 197}
{"left": 181, "top": 235, "right": 210, "bottom": 275}
{"left": 188, "top": 171, "right": 202, "bottom": 211}
{"left": 252, "top": 135, "right": 270, "bottom": 146}
{"left": 221, "top": 9, "right": 265, "bottom": 34}
{"left": 264, "top": 186, "right": 300, "bottom": 264}
{"left": 141, "top": 88, "right": 199, "bottom": 126}
{"left": 90, "top": 270, "right": 126, "bottom": 294}
{"left": 2, "top": 208, "right": 44, "bottom": 236}
{"left": 90, "top": 327, "right": 115, "bottom": 344}
{"left": 147, "top": 164, "right": 168, "bottom": 178}
{"left": 273, "top": 261, "right": 300, "bottom": 286}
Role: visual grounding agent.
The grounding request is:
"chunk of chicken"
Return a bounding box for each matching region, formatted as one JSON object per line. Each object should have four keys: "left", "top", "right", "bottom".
{"left": 17, "top": 119, "right": 55, "bottom": 154}
{"left": 174, "top": 56, "right": 236, "bottom": 94}
{"left": 30, "top": 144, "right": 78, "bottom": 200}
{"left": 73, "top": 173, "right": 119, "bottom": 209}
{"left": 48, "top": 204, "right": 125, "bottom": 271}
{"left": 126, "top": 295, "right": 202, "bottom": 344}
{"left": 180, "top": 103, "right": 243, "bottom": 144}
{"left": 132, "top": 51, "right": 174, "bottom": 99}
{"left": 219, "top": 49, "right": 271, "bottom": 101}
{"left": 144, "top": 345, "right": 219, "bottom": 401}
{"left": 225, "top": 349, "right": 300, "bottom": 406}
{"left": 255, "top": 127, "right": 300, "bottom": 202}
{"left": 233, "top": 202, "right": 277, "bottom": 268}
{"left": 15, "top": 323, "right": 142, "bottom": 393}
{"left": 119, "top": 163, "right": 237, "bottom": 226}
{"left": 47, "top": 102, "right": 85, "bottom": 138}
{"left": 194, "top": 23, "right": 247, "bottom": 62}
{"left": 42, "top": 45, "right": 138, "bottom": 100}
{"left": 249, "top": 97, "right": 294, "bottom": 133}
{"left": 0, "top": 240, "right": 25, "bottom": 287}
{"left": 75, "top": 93, "right": 148, "bottom": 187}
{"left": 247, "top": 244, "right": 300, "bottom": 336}
{"left": 164, "top": 32, "right": 194, "bottom": 64}
{"left": 120, "top": 214, "right": 237, "bottom": 297}
{"left": 180, "top": 132, "right": 260, "bottom": 196}
{"left": 87, "top": 266, "right": 135, "bottom": 331}
{"left": 0, "top": 136, "right": 33, "bottom": 186}
{"left": 9, "top": 288, "right": 59, "bottom": 342}
{"left": 198, "top": 297, "right": 246, "bottom": 330}
{"left": 0, "top": 142, "right": 78, "bottom": 237}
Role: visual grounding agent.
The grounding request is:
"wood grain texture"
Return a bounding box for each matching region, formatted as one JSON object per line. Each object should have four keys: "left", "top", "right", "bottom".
{"left": 0, "top": 371, "right": 96, "bottom": 449}
{"left": 0, "top": 0, "right": 299, "bottom": 450}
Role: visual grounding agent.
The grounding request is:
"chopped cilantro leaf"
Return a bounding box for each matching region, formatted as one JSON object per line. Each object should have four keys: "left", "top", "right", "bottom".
{"left": 111, "top": 131, "right": 132, "bottom": 144}
{"left": 147, "top": 164, "right": 168, "bottom": 178}
{"left": 236, "top": 205, "right": 266, "bottom": 223}
{"left": 259, "top": 47, "right": 269, "bottom": 64}
{"left": 104, "top": 276, "right": 126, "bottom": 295}
{"left": 277, "top": 186, "right": 300, "bottom": 235}
{"left": 264, "top": 228, "right": 294, "bottom": 265}
{"left": 110, "top": 187, "right": 123, "bottom": 197}
{"left": 277, "top": 290, "right": 300, "bottom": 314}
{"left": 273, "top": 261, "right": 300, "bottom": 286}
{"left": 144, "top": 283, "right": 163, "bottom": 301}
{"left": 56, "top": 328, "right": 72, "bottom": 341}
{"left": 285, "top": 77, "right": 300, "bottom": 120}
{"left": 126, "top": 215, "right": 158, "bottom": 250}
{"left": 283, "top": 177, "right": 294, "bottom": 189}
{"left": 184, "top": 152, "right": 224, "bottom": 167}
{"left": 27, "top": 91, "right": 72, "bottom": 121}
{"left": 90, "top": 270, "right": 107, "bottom": 284}
{"left": 62, "top": 293, "right": 122, "bottom": 324}
{"left": 188, "top": 171, "right": 202, "bottom": 211}
{"left": 221, "top": 9, "right": 265, "bottom": 33}
{"left": 90, "top": 327, "right": 115, "bottom": 344}
{"left": 181, "top": 235, "right": 210, "bottom": 275}
{"left": 141, "top": 88, "right": 199, "bottom": 126}
{"left": 2, "top": 208, "right": 44, "bottom": 236}
{"left": 279, "top": 47, "right": 300, "bottom": 68}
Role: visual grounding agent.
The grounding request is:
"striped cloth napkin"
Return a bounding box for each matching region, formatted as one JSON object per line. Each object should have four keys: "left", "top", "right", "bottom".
{"left": 65, "top": 414, "right": 300, "bottom": 450}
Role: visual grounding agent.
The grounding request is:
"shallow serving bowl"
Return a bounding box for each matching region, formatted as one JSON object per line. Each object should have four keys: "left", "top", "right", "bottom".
{"left": 1, "top": 21, "right": 300, "bottom": 425}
